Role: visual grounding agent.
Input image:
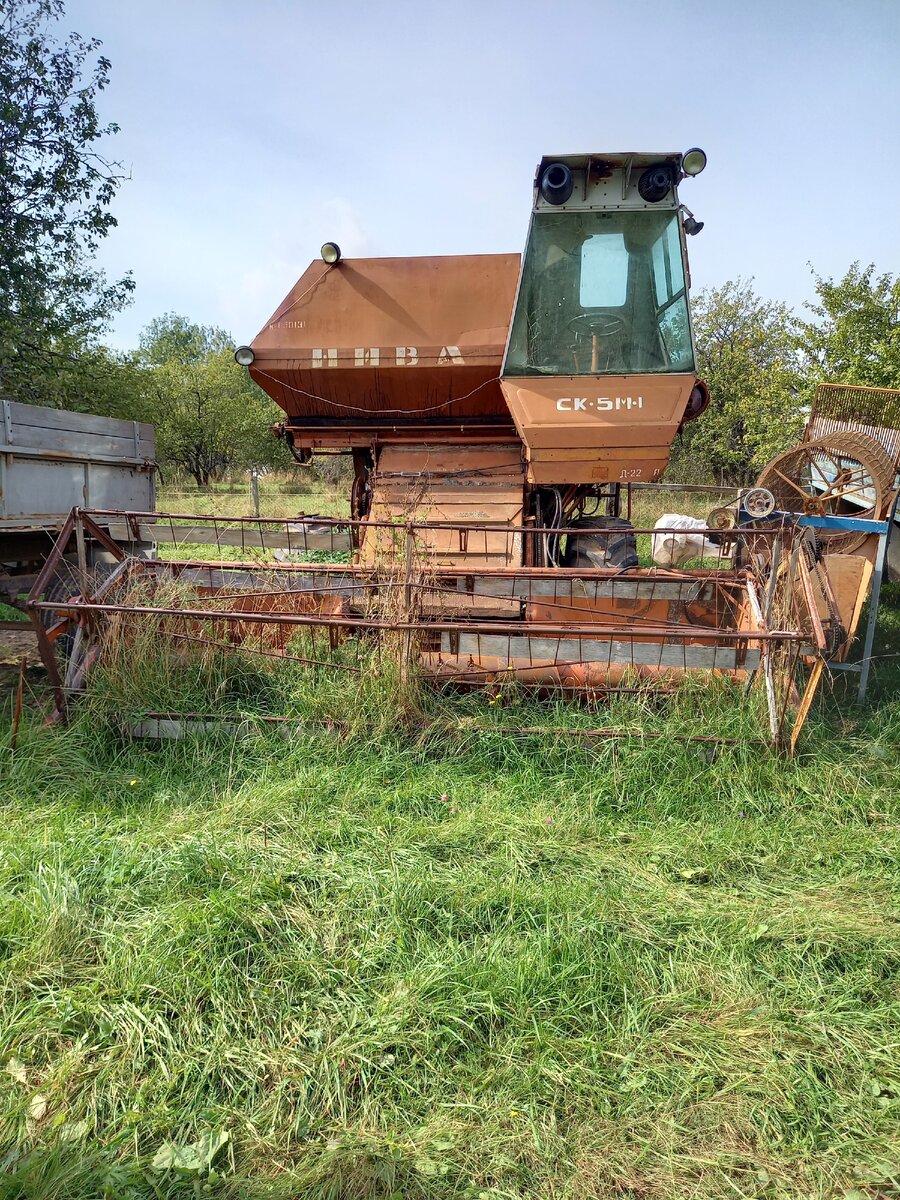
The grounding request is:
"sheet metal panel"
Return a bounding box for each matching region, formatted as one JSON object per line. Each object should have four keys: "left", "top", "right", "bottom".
{"left": 361, "top": 443, "right": 525, "bottom": 568}
{"left": 249, "top": 255, "right": 520, "bottom": 426}
{"left": 0, "top": 401, "right": 156, "bottom": 528}
{"left": 447, "top": 632, "right": 758, "bottom": 672}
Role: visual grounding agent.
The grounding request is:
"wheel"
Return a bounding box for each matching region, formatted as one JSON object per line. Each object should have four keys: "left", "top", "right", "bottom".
{"left": 756, "top": 431, "right": 897, "bottom": 554}
{"left": 741, "top": 487, "right": 776, "bottom": 519}
{"left": 708, "top": 506, "right": 738, "bottom": 531}
{"left": 562, "top": 516, "right": 638, "bottom": 569}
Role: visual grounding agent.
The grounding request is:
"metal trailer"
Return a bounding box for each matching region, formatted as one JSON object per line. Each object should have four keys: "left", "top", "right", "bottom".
{"left": 0, "top": 400, "right": 156, "bottom": 607}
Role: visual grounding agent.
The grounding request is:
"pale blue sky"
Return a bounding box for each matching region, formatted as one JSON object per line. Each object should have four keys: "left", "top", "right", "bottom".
{"left": 66, "top": 0, "right": 900, "bottom": 349}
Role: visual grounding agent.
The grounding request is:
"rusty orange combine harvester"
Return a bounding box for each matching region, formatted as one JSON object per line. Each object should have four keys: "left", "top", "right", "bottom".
{"left": 29, "top": 150, "right": 900, "bottom": 747}
{"left": 246, "top": 151, "right": 710, "bottom": 524}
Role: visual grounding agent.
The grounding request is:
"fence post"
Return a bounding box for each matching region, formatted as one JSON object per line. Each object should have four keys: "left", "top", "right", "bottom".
{"left": 250, "top": 469, "right": 260, "bottom": 518}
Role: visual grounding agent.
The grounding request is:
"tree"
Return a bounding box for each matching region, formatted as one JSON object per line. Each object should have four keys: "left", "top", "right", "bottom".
{"left": 672, "top": 279, "right": 804, "bottom": 485}
{"left": 140, "top": 313, "right": 288, "bottom": 485}
{"left": 0, "top": 0, "right": 132, "bottom": 403}
{"left": 139, "top": 313, "right": 232, "bottom": 367}
{"left": 798, "top": 262, "right": 900, "bottom": 391}
{"left": 22, "top": 340, "right": 145, "bottom": 416}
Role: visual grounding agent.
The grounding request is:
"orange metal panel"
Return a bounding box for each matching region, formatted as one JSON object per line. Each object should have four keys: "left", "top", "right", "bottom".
{"left": 419, "top": 656, "right": 742, "bottom": 687}
{"left": 249, "top": 255, "right": 520, "bottom": 428}
{"left": 360, "top": 444, "right": 525, "bottom": 568}
{"left": 500, "top": 373, "right": 696, "bottom": 485}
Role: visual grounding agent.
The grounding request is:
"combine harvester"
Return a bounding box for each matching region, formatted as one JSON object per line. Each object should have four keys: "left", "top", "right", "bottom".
{"left": 28, "top": 150, "right": 900, "bottom": 748}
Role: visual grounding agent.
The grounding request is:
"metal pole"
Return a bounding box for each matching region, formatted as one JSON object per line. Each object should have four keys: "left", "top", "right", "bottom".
{"left": 856, "top": 492, "right": 899, "bottom": 705}
{"left": 74, "top": 507, "right": 89, "bottom": 595}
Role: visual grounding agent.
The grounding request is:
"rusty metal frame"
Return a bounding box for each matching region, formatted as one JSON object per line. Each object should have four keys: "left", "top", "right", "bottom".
{"left": 24, "top": 506, "right": 832, "bottom": 748}
{"left": 25, "top": 507, "right": 77, "bottom": 716}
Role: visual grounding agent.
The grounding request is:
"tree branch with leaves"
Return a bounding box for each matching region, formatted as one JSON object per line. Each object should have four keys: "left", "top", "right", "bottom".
{"left": 0, "top": 0, "right": 133, "bottom": 402}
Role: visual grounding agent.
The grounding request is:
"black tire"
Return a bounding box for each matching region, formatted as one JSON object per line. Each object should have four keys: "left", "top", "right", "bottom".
{"left": 562, "top": 516, "right": 638, "bottom": 569}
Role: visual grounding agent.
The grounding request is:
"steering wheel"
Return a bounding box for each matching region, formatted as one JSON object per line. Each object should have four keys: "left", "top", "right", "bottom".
{"left": 566, "top": 313, "right": 625, "bottom": 339}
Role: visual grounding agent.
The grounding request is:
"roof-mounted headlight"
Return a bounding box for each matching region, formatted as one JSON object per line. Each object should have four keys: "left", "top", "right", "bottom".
{"left": 681, "top": 147, "right": 707, "bottom": 177}
{"left": 638, "top": 163, "right": 675, "bottom": 203}
{"left": 539, "top": 162, "right": 574, "bottom": 205}
{"left": 234, "top": 346, "right": 255, "bottom": 366}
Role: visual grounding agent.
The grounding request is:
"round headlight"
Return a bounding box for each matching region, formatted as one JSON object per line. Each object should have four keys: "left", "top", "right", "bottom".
{"left": 681, "top": 147, "right": 707, "bottom": 177}
{"left": 234, "top": 346, "right": 255, "bottom": 367}
{"left": 638, "top": 163, "right": 675, "bottom": 203}
{"left": 683, "top": 380, "right": 710, "bottom": 422}
{"left": 540, "top": 162, "right": 574, "bottom": 206}
{"left": 321, "top": 241, "right": 342, "bottom": 264}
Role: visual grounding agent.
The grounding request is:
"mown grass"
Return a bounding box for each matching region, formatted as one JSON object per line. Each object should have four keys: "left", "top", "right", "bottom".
{"left": 2, "top": 619, "right": 900, "bottom": 1198}
{"left": 152, "top": 482, "right": 723, "bottom": 568}
{"left": 153, "top": 481, "right": 352, "bottom": 564}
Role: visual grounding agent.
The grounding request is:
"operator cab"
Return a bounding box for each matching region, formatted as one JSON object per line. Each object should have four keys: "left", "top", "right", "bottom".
{"left": 504, "top": 152, "right": 703, "bottom": 379}
{"left": 499, "top": 150, "right": 709, "bottom": 487}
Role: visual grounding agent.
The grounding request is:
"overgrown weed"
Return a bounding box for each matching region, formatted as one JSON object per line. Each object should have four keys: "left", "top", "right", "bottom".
{"left": 2, "top": 598, "right": 900, "bottom": 1198}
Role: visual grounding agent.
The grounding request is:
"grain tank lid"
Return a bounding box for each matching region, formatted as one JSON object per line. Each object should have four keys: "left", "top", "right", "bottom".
{"left": 249, "top": 253, "right": 521, "bottom": 365}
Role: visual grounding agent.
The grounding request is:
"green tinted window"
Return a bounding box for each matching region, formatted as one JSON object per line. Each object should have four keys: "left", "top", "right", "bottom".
{"left": 504, "top": 209, "right": 695, "bottom": 376}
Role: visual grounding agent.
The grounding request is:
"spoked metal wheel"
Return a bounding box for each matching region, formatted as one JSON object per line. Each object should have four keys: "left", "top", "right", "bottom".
{"left": 756, "top": 431, "right": 896, "bottom": 553}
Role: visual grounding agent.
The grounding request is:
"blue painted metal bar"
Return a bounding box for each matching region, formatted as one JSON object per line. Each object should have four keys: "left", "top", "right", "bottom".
{"left": 743, "top": 512, "right": 890, "bottom": 534}
{"left": 796, "top": 514, "right": 889, "bottom": 534}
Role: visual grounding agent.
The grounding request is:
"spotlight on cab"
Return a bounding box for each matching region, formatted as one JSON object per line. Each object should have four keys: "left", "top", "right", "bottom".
{"left": 321, "top": 241, "right": 342, "bottom": 265}
{"left": 681, "top": 147, "right": 707, "bottom": 177}
{"left": 234, "top": 345, "right": 255, "bottom": 367}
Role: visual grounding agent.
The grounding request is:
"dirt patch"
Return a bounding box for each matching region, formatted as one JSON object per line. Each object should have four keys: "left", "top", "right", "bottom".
{"left": 0, "top": 625, "right": 39, "bottom": 697}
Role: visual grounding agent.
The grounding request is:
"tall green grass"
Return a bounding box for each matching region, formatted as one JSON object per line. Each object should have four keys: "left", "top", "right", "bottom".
{"left": 3, "top": 624, "right": 900, "bottom": 1198}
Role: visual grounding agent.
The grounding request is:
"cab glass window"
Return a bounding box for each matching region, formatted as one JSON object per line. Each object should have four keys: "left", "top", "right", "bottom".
{"left": 504, "top": 209, "right": 695, "bottom": 376}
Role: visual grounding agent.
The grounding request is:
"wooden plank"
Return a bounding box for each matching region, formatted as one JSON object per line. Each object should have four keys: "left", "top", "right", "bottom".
{"left": 817, "top": 555, "right": 875, "bottom": 662}
{"left": 167, "top": 565, "right": 359, "bottom": 591}
{"left": 8, "top": 400, "right": 153, "bottom": 442}
{"left": 470, "top": 577, "right": 717, "bottom": 602}
{"left": 3, "top": 425, "right": 149, "bottom": 461}
{"left": 790, "top": 658, "right": 826, "bottom": 753}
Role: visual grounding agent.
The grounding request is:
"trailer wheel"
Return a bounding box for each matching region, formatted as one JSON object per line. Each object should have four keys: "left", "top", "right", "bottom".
{"left": 562, "top": 516, "right": 639, "bottom": 569}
